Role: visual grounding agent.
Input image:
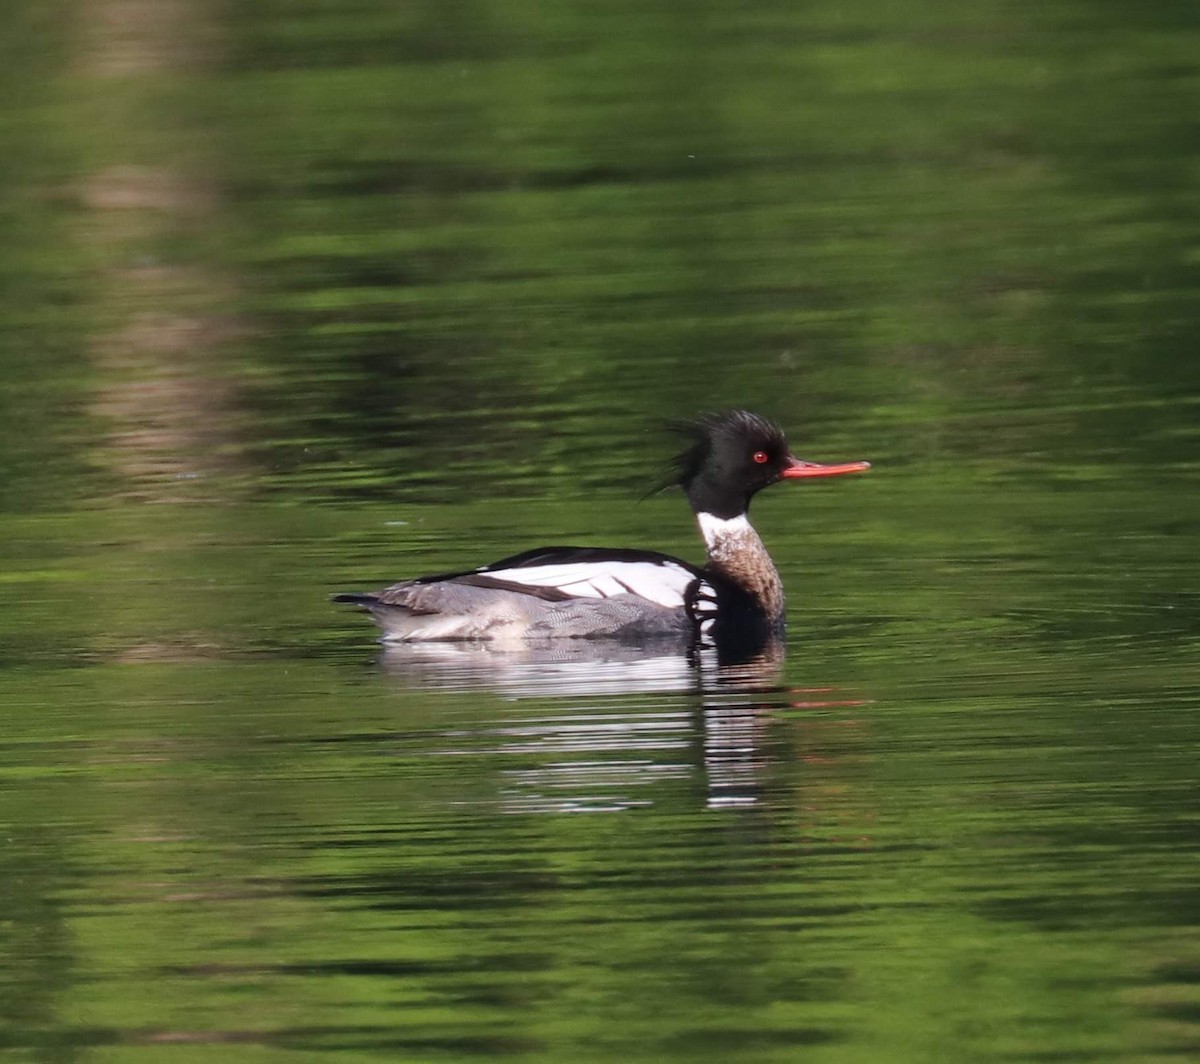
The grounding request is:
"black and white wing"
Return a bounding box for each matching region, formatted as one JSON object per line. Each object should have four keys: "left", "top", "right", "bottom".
{"left": 463, "top": 546, "right": 704, "bottom": 609}
{"left": 338, "top": 546, "right": 722, "bottom": 642}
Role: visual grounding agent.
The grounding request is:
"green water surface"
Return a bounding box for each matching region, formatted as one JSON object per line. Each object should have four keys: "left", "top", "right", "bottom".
{"left": 1, "top": 2, "right": 1198, "bottom": 1062}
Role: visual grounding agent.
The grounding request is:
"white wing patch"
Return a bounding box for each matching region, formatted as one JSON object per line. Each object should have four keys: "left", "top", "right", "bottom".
{"left": 480, "top": 560, "right": 697, "bottom": 609}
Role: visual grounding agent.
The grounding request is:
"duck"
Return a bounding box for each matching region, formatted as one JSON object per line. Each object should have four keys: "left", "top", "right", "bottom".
{"left": 334, "top": 410, "right": 868, "bottom": 647}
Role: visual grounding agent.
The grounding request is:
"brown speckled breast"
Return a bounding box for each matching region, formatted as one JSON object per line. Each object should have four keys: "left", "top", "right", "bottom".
{"left": 704, "top": 523, "right": 785, "bottom": 624}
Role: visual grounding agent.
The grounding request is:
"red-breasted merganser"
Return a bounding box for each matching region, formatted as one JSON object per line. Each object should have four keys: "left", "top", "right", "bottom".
{"left": 334, "top": 410, "right": 868, "bottom": 646}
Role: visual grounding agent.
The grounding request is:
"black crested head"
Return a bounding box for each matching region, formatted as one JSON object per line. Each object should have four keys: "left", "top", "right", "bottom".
{"left": 664, "top": 410, "right": 794, "bottom": 519}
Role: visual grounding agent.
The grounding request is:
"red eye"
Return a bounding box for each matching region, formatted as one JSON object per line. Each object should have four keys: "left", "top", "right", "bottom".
{"left": 752, "top": 450, "right": 769, "bottom": 464}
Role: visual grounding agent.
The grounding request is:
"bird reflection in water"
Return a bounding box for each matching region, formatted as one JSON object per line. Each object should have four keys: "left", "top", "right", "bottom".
{"left": 374, "top": 637, "right": 865, "bottom": 813}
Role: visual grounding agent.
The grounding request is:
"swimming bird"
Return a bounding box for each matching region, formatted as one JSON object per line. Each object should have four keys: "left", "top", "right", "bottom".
{"left": 334, "top": 410, "right": 868, "bottom": 647}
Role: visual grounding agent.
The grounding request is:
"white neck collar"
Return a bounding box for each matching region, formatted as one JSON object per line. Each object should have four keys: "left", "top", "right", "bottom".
{"left": 696, "top": 511, "right": 752, "bottom": 551}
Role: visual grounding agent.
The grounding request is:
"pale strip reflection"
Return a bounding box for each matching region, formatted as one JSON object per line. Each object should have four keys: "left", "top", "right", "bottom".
{"left": 376, "top": 641, "right": 862, "bottom": 813}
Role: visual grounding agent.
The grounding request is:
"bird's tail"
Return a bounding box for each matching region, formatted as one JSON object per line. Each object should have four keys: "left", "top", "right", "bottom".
{"left": 331, "top": 593, "right": 381, "bottom": 607}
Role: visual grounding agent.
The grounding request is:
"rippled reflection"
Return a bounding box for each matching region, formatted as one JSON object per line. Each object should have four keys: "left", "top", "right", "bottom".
{"left": 373, "top": 638, "right": 864, "bottom": 813}
{"left": 378, "top": 638, "right": 785, "bottom": 697}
